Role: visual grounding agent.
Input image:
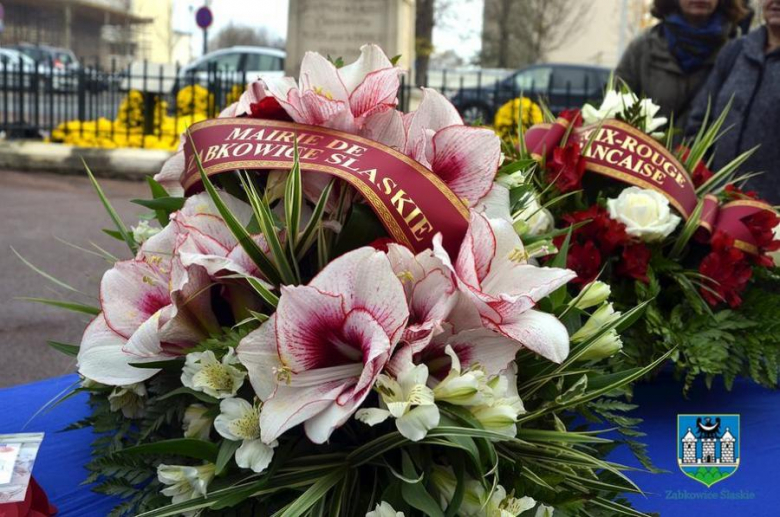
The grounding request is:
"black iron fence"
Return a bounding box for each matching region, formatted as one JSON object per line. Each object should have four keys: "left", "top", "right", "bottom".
{"left": 0, "top": 58, "right": 607, "bottom": 148}
{"left": 0, "top": 57, "right": 246, "bottom": 148}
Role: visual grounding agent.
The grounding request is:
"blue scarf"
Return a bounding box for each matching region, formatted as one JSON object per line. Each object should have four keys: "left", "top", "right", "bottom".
{"left": 664, "top": 13, "right": 728, "bottom": 73}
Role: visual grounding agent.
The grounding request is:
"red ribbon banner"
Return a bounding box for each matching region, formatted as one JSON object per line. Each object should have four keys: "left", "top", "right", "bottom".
{"left": 182, "top": 118, "right": 470, "bottom": 256}
{"left": 525, "top": 119, "right": 777, "bottom": 254}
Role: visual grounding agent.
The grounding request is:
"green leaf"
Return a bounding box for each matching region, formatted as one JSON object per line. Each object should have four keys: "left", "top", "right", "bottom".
{"left": 401, "top": 481, "right": 445, "bottom": 517}
{"left": 11, "top": 248, "right": 82, "bottom": 294}
{"left": 146, "top": 176, "right": 174, "bottom": 226}
{"left": 156, "top": 386, "right": 219, "bottom": 405}
{"left": 215, "top": 440, "right": 241, "bottom": 475}
{"left": 131, "top": 197, "right": 186, "bottom": 212}
{"left": 296, "top": 178, "right": 335, "bottom": 260}
{"left": 278, "top": 468, "right": 345, "bottom": 517}
{"left": 83, "top": 159, "right": 137, "bottom": 254}
{"left": 114, "top": 438, "right": 219, "bottom": 463}
{"left": 128, "top": 359, "right": 184, "bottom": 371}
{"left": 187, "top": 131, "right": 282, "bottom": 286}
{"left": 239, "top": 172, "right": 299, "bottom": 285}
{"left": 284, "top": 140, "right": 303, "bottom": 250}
{"left": 18, "top": 297, "right": 100, "bottom": 315}
{"left": 47, "top": 340, "right": 79, "bottom": 356}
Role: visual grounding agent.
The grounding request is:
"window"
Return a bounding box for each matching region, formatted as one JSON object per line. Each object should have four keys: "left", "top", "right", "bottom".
{"left": 245, "top": 53, "right": 283, "bottom": 71}
{"left": 513, "top": 67, "right": 551, "bottom": 93}
{"left": 551, "top": 68, "right": 587, "bottom": 90}
{"left": 212, "top": 53, "right": 242, "bottom": 72}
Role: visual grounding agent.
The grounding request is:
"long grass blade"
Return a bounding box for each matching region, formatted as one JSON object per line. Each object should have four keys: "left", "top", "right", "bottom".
{"left": 83, "top": 159, "right": 137, "bottom": 254}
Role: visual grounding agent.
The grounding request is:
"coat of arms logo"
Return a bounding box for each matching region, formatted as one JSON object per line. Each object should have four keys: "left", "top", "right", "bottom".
{"left": 677, "top": 414, "right": 740, "bottom": 487}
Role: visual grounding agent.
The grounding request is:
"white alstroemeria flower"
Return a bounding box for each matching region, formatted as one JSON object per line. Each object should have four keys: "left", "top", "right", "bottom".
{"left": 535, "top": 503, "right": 555, "bottom": 517}
{"left": 355, "top": 364, "right": 440, "bottom": 442}
{"left": 433, "top": 346, "right": 489, "bottom": 406}
{"left": 366, "top": 501, "right": 405, "bottom": 517}
{"left": 582, "top": 90, "right": 667, "bottom": 137}
{"left": 496, "top": 169, "right": 531, "bottom": 190}
{"left": 181, "top": 349, "right": 246, "bottom": 399}
{"left": 182, "top": 404, "right": 213, "bottom": 440}
{"left": 607, "top": 187, "right": 681, "bottom": 242}
{"left": 157, "top": 463, "right": 215, "bottom": 504}
{"left": 513, "top": 195, "right": 554, "bottom": 237}
{"left": 571, "top": 303, "right": 621, "bottom": 344}
{"left": 432, "top": 466, "right": 535, "bottom": 517}
{"left": 573, "top": 281, "right": 611, "bottom": 310}
{"left": 131, "top": 220, "right": 162, "bottom": 244}
{"left": 469, "top": 364, "right": 525, "bottom": 438}
{"left": 769, "top": 223, "right": 780, "bottom": 266}
{"left": 108, "top": 382, "right": 146, "bottom": 419}
{"left": 214, "top": 397, "right": 277, "bottom": 473}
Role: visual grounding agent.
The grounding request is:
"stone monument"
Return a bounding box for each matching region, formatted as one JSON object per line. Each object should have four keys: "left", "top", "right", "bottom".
{"left": 286, "top": 0, "right": 416, "bottom": 77}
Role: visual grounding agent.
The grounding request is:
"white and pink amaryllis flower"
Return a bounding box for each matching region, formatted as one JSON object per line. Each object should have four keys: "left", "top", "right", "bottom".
{"left": 365, "top": 89, "right": 502, "bottom": 207}
{"left": 264, "top": 44, "right": 401, "bottom": 134}
{"left": 385, "top": 244, "right": 458, "bottom": 353}
{"left": 237, "top": 247, "right": 409, "bottom": 444}
{"left": 433, "top": 210, "right": 577, "bottom": 363}
{"left": 78, "top": 191, "right": 270, "bottom": 386}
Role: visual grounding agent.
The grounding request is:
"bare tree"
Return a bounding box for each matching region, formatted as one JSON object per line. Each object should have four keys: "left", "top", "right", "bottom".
{"left": 481, "top": 0, "right": 590, "bottom": 68}
{"left": 210, "top": 24, "right": 285, "bottom": 51}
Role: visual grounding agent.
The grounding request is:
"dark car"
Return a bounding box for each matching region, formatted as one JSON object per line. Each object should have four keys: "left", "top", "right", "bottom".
{"left": 450, "top": 64, "right": 611, "bottom": 123}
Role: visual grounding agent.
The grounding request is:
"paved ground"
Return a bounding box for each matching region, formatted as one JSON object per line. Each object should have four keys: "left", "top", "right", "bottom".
{"left": 0, "top": 170, "right": 148, "bottom": 387}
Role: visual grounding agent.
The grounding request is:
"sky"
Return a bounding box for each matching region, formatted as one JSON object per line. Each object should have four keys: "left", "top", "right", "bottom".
{"left": 174, "top": 0, "right": 483, "bottom": 63}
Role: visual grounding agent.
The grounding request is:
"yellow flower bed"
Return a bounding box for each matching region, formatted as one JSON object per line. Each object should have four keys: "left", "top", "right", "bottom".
{"left": 494, "top": 97, "right": 543, "bottom": 142}
{"left": 49, "top": 86, "right": 219, "bottom": 151}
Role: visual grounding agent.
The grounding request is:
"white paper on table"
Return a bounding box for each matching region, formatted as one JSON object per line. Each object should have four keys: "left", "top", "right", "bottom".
{"left": 0, "top": 433, "right": 45, "bottom": 503}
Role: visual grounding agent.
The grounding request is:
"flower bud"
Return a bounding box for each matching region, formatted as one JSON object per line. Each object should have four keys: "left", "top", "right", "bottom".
{"left": 577, "top": 329, "right": 623, "bottom": 361}
{"left": 574, "top": 281, "right": 611, "bottom": 310}
{"left": 571, "top": 303, "right": 621, "bottom": 343}
{"left": 183, "top": 404, "right": 213, "bottom": 441}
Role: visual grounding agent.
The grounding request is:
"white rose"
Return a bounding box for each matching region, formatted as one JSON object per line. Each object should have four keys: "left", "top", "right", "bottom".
{"left": 513, "top": 195, "right": 554, "bottom": 237}
{"left": 769, "top": 224, "right": 780, "bottom": 267}
{"left": 607, "top": 187, "right": 681, "bottom": 242}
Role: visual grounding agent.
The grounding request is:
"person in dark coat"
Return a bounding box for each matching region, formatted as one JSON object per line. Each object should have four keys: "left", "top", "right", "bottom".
{"left": 616, "top": 0, "right": 748, "bottom": 128}
{"left": 686, "top": 0, "right": 780, "bottom": 204}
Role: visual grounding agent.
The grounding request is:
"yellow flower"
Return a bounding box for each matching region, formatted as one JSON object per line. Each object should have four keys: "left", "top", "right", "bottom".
{"left": 493, "top": 97, "right": 543, "bottom": 142}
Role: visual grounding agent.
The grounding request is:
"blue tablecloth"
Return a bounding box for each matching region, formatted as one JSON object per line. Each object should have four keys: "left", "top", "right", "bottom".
{"left": 1, "top": 373, "right": 778, "bottom": 516}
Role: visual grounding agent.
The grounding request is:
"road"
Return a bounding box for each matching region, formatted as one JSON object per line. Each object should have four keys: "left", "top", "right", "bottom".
{"left": 0, "top": 170, "right": 148, "bottom": 387}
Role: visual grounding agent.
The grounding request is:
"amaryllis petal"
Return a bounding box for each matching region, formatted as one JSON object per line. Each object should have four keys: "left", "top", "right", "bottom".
{"left": 425, "top": 328, "right": 522, "bottom": 377}
{"left": 339, "top": 44, "right": 394, "bottom": 93}
{"left": 154, "top": 150, "right": 185, "bottom": 197}
{"left": 431, "top": 125, "right": 500, "bottom": 206}
{"left": 275, "top": 285, "right": 347, "bottom": 372}
{"left": 362, "top": 109, "right": 405, "bottom": 150}
{"left": 100, "top": 260, "right": 169, "bottom": 339}
{"left": 236, "top": 315, "right": 282, "bottom": 401}
{"left": 259, "top": 380, "right": 352, "bottom": 444}
{"left": 310, "top": 248, "right": 409, "bottom": 341}
{"left": 349, "top": 67, "right": 400, "bottom": 120}
{"left": 78, "top": 315, "right": 160, "bottom": 385}
{"left": 486, "top": 309, "right": 570, "bottom": 363}
{"left": 404, "top": 89, "right": 463, "bottom": 157}
{"left": 122, "top": 309, "right": 165, "bottom": 358}
{"left": 298, "top": 51, "right": 350, "bottom": 103}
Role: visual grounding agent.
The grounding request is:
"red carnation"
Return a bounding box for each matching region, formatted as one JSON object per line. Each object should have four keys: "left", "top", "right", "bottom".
{"left": 677, "top": 146, "right": 714, "bottom": 188}
{"left": 724, "top": 184, "right": 759, "bottom": 201}
{"left": 565, "top": 241, "right": 602, "bottom": 285}
{"left": 699, "top": 231, "right": 753, "bottom": 308}
{"left": 561, "top": 206, "right": 629, "bottom": 255}
{"left": 617, "top": 243, "right": 651, "bottom": 283}
{"left": 559, "top": 109, "right": 583, "bottom": 128}
{"left": 249, "top": 96, "right": 293, "bottom": 122}
{"left": 548, "top": 141, "right": 587, "bottom": 193}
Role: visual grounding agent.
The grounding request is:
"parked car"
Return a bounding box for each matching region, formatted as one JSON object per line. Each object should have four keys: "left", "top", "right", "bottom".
{"left": 450, "top": 64, "right": 611, "bottom": 123}
{"left": 0, "top": 48, "right": 37, "bottom": 90}
{"left": 177, "top": 46, "right": 286, "bottom": 87}
{"left": 10, "top": 43, "right": 80, "bottom": 70}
